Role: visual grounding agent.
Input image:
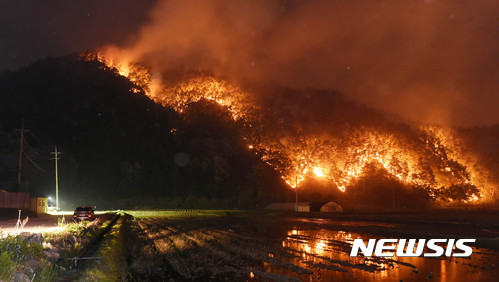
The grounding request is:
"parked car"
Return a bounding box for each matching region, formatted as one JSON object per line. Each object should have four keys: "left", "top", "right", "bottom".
{"left": 73, "top": 206, "right": 95, "bottom": 221}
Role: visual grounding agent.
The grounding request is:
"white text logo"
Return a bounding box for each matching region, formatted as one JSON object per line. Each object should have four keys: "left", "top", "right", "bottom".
{"left": 350, "top": 239, "right": 475, "bottom": 257}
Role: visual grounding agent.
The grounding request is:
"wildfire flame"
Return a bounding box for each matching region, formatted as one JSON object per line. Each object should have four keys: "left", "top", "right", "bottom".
{"left": 80, "top": 51, "right": 493, "bottom": 203}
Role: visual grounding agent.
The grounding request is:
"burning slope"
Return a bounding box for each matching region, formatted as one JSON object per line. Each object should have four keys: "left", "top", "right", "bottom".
{"left": 273, "top": 127, "right": 483, "bottom": 201}
{"left": 80, "top": 52, "right": 256, "bottom": 122}
{"left": 80, "top": 52, "right": 495, "bottom": 203}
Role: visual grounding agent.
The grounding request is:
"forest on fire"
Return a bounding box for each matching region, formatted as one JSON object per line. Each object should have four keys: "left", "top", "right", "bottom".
{"left": 0, "top": 55, "right": 497, "bottom": 210}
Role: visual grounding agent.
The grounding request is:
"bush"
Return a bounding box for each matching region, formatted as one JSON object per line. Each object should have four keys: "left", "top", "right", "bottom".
{"left": 0, "top": 235, "right": 46, "bottom": 281}
{"left": 0, "top": 251, "right": 15, "bottom": 280}
{"left": 35, "top": 261, "right": 58, "bottom": 282}
{"left": 0, "top": 235, "right": 43, "bottom": 262}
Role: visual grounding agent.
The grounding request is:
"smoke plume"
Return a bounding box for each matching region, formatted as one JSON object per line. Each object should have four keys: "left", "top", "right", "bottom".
{"left": 103, "top": 0, "right": 499, "bottom": 126}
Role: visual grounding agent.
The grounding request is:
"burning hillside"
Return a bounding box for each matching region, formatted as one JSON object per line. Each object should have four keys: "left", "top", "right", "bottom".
{"left": 80, "top": 52, "right": 496, "bottom": 204}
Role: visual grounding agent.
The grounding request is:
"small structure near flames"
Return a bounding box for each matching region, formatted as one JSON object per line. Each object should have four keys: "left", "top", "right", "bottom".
{"left": 265, "top": 202, "right": 311, "bottom": 212}
{"left": 320, "top": 201, "right": 343, "bottom": 212}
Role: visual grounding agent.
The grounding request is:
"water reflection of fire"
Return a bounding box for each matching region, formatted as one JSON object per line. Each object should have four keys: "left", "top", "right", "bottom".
{"left": 284, "top": 229, "right": 353, "bottom": 263}
{"left": 280, "top": 228, "right": 495, "bottom": 281}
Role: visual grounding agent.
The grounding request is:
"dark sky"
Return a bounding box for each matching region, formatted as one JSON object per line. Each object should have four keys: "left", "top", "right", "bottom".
{"left": 0, "top": 0, "right": 158, "bottom": 71}
{"left": 2, "top": 0, "right": 498, "bottom": 126}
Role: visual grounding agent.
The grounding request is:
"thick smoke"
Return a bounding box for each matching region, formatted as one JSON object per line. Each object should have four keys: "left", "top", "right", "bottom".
{"left": 103, "top": 0, "right": 499, "bottom": 126}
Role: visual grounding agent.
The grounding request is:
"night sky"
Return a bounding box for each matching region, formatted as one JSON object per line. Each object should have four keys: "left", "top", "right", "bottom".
{"left": 0, "top": 0, "right": 158, "bottom": 70}
{"left": 1, "top": 0, "right": 498, "bottom": 126}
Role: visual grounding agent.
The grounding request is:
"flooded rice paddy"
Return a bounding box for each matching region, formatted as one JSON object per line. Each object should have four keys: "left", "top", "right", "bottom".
{"left": 132, "top": 214, "right": 499, "bottom": 281}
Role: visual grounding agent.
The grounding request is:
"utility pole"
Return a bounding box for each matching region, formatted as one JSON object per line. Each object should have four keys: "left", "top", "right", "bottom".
{"left": 50, "top": 146, "right": 61, "bottom": 210}
{"left": 295, "top": 175, "right": 298, "bottom": 212}
{"left": 14, "top": 119, "right": 30, "bottom": 191}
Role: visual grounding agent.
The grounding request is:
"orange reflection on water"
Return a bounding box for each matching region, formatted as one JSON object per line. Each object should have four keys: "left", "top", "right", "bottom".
{"left": 279, "top": 228, "right": 499, "bottom": 281}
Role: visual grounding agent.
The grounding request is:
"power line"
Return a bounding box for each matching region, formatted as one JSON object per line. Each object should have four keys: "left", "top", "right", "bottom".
{"left": 23, "top": 140, "right": 40, "bottom": 159}
{"left": 12, "top": 125, "right": 48, "bottom": 174}
{"left": 23, "top": 151, "right": 47, "bottom": 172}
{"left": 28, "top": 130, "right": 52, "bottom": 152}
{"left": 13, "top": 119, "right": 30, "bottom": 190}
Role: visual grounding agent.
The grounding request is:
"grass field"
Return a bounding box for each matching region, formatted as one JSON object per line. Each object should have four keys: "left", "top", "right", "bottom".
{"left": 124, "top": 209, "right": 246, "bottom": 218}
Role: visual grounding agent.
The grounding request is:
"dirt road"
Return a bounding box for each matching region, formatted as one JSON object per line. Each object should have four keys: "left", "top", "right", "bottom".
{"left": 0, "top": 212, "right": 61, "bottom": 234}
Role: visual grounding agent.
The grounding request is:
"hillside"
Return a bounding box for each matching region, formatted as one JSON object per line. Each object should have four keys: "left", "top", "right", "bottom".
{"left": 0, "top": 55, "right": 497, "bottom": 210}
{"left": 0, "top": 56, "right": 290, "bottom": 209}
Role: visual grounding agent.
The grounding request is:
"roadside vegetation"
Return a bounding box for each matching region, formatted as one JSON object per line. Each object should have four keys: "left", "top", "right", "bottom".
{"left": 80, "top": 215, "right": 129, "bottom": 281}
{"left": 0, "top": 233, "right": 55, "bottom": 281}
{"left": 0, "top": 213, "right": 117, "bottom": 281}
